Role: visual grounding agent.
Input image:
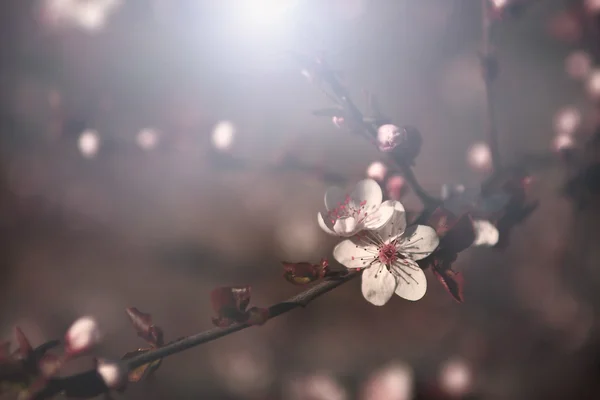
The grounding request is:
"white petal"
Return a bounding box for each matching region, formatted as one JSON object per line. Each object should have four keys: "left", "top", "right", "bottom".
{"left": 324, "top": 186, "right": 346, "bottom": 211}
{"left": 362, "top": 202, "right": 395, "bottom": 231}
{"left": 400, "top": 225, "right": 439, "bottom": 261}
{"left": 376, "top": 200, "right": 407, "bottom": 242}
{"left": 392, "top": 260, "right": 427, "bottom": 301}
{"left": 349, "top": 179, "right": 383, "bottom": 210}
{"left": 333, "top": 238, "right": 377, "bottom": 269}
{"left": 317, "top": 212, "right": 337, "bottom": 236}
{"left": 472, "top": 220, "right": 499, "bottom": 247}
{"left": 333, "top": 216, "right": 359, "bottom": 236}
{"left": 361, "top": 264, "right": 398, "bottom": 306}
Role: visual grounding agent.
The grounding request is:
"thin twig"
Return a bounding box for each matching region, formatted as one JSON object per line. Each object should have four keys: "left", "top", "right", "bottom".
{"left": 125, "top": 270, "right": 361, "bottom": 370}
{"left": 482, "top": 0, "right": 502, "bottom": 171}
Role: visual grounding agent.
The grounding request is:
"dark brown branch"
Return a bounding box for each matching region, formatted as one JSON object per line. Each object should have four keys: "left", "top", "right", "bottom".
{"left": 125, "top": 270, "right": 361, "bottom": 370}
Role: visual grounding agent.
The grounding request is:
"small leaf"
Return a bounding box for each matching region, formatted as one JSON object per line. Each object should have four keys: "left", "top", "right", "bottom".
{"left": 282, "top": 261, "right": 326, "bottom": 285}
{"left": 432, "top": 266, "right": 464, "bottom": 303}
{"left": 14, "top": 328, "right": 32, "bottom": 359}
{"left": 122, "top": 349, "right": 162, "bottom": 383}
{"left": 125, "top": 308, "right": 164, "bottom": 347}
{"left": 210, "top": 286, "right": 252, "bottom": 322}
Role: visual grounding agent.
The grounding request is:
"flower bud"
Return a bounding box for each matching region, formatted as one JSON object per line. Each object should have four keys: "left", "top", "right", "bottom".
{"left": 65, "top": 316, "right": 101, "bottom": 356}
{"left": 97, "top": 359, "right": 126, "bottom": 390}
{"left": 377, "top": 124, "right": 422, "bottom": 165}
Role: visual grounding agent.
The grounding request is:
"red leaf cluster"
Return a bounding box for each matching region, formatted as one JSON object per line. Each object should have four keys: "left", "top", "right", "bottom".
{"left": 282, "top": 260, "right": 329, "bottom": 285}
{"left": 210, "top": 286, "right": 269, "bottom": 327}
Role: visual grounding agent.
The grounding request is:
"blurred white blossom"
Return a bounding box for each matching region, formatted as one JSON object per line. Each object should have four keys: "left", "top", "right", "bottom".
{"left": 553, "top": 107, "right": 581, "bottom": 135}
{"left": 65, "top": 316, "right": 101, "bottom": 355}
{"left": 212, "top": 121, "right": 236, "bottom": 151}
{"left": 366, "top": 161, "right": 387, "bottom": 181}
{"left": 467, "top": 142, "right": 492, "bottom": 171}
{"left": 440, "top": 359, "right": 472, "bottom": 396}
{"left": 565, "top": 51, "right": 592, "bottom": 80}
{"left": 472, "top": 220, "right": 499, "bottom": 247}
{"left": 78, "top": 129, "right": 100, "bottom": 158}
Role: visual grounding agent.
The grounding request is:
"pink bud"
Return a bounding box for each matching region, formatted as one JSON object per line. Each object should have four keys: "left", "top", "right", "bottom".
{"left": 65, "top": 316, "right": 101, "bottom": 356}
{"left": 366, "top": 161, "right": 387, "bottom": 181}
{"left": 97, "top": 359, "right": 126, "bottom": 390}
{"left": 377, "top": 124, "right": 401, "bottom": 152}
{"left": 332, "top": 116, "right": 345, "bottom": 129}
{"left": 386, "top": 175, "right": 408, "bottom": 200}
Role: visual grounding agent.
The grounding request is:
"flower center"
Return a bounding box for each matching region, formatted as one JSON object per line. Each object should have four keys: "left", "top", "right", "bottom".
{"left": 378, "top": 243, "right": 398, "bottom": 266}
{"left": 327, "top": 195, "right": 369, "bottom": 224}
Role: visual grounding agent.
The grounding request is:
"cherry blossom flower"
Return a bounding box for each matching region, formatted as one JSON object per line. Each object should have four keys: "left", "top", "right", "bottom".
{"left": 317, "top": 179, "right": 395, "bottom": 237}
{"left": 65, "top": 316, "right": 101, "bottom": 356}
{"left": 333, "top": 201, "right": 439, "bottom": 305}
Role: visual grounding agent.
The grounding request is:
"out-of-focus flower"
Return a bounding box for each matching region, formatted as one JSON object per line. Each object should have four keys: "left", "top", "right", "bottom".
{"left": 317, "top": 179, "right": 395, "bottom": 237}
{"left": 377, "top": 125, "right": 422, "bottom": 165}
{"left": 553, "top": 134, "right": 574, "bottom": 152}
{"left": 288, "top": 373, "right": 348, "bottom": 400}
{"left": 78, "top": 129, "right": 100, "bottom": 158}
{"left": 585, "top": 0, "right": 600, "bottom": 13}
{"left": 553, "top": 107, "right": 581, "bottom": 135}
{"left": 439, "top": 359, "right": 472, "bottom": 396}
{"left": 65, "top": 316, "right": 101, "bottom": 356}
{"left": 360, "top": 362, "right": 413, "bottom": 400}
{"left": 333, "top": 200, "right": 439, "bottom": 305}
{"left": 467, "top": 142, "right": 492, "bottom": 171}
{"left": 565, "top": 51, "right": 592, "bottom": 80}
{"left": 332, "top": 116, "right": 345, "bottom": 129}
{"left": 40, "top": 0, "right": 122, "bottom": 32}
{"left": 586, "top": 69, "right": 600, "bottom": 99}
{"left": 96, "top": 359, "right": 126, "bottom": 390}
{"left": 386, "top": 175, "right": 408, "bottom": 200}
{"left": 471, "top": 220, "right": 499, "bottom": 247}
{"left": 212, "top": 121, "right": 236, "bottom": 151}
{"left": 136, "top": 128, "right": 159, "bottom": 150}
{"left": 367, "top": 161, "right": 387, "bottom": 182}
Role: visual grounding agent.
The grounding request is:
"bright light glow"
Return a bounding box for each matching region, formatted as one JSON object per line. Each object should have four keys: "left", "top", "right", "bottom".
{"left": 491, "top": 0, "right": 508, "bottom": 9}
{"left": 211, "top": 121, "right": 236, "bottom": 151}
{"left": 553, "top": 107, "right": 581, "bottom": 135}
{"left": 367, "top": 161, "right": 387, "bottom": 181}
{"left": 78, "top": 129, "right": 100, "bottom": 158}
{"left": 586, "top": 69, "right": 600, "bottom": 98}
{"left": 553, "top": 134, "right": 574, "bottom": 151}
{"left": 136, "top": 128, "right": 159, "bottom": 150}
{"left": 585, "top": 0, "right": 600, "bottom": 13}
{"left": 440, "top": 359, "right": 472, "bottom": 396}
{"left": 232, "top": 0, "right": 298, "bottom": 28}
{"left": 565, "top": 51, "right": 592, "bottom": 80}
{"left": 361, "top": 362, "right": 413, "bottom": 400}
{"left": 467, "top": 142, "right": 492, "bottom": 171}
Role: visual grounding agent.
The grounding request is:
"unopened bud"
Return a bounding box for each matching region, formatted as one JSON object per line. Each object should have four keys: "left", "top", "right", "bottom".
{"left": 377, "top": 124, "right": 422, "bottom": 165}
{"left": 97, "top": 359, "right": 126, "bottom": 390}
{"left": 65, "top": 316, "right": 101, "bottom": 355}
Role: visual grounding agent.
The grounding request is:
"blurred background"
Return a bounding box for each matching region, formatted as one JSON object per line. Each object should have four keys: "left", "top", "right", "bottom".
{"left": 2, "top": 0, "right": 600, "bottom": 398}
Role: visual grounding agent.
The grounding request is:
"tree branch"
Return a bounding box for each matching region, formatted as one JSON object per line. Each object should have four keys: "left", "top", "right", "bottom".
{"left": 125, "top": 270, "right": 361, "bottom": 370}
{"left": 481, "top": 0, "right": 503, "bottom": 171}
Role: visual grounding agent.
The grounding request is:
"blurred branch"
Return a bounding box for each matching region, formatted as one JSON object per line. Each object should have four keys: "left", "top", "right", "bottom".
{"left": 481, "top": 0, "right": 503, "bottom": 172}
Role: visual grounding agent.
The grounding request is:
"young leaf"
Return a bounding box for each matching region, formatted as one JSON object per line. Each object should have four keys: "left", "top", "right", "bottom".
{"left": 125, "top": 308, "right": 164, "bottom": 347}
{"left": 432, "top": 267, "right": 464, "bottom": 303}
{"left": 14, "top": 327, "right": 32, "bottom": 359}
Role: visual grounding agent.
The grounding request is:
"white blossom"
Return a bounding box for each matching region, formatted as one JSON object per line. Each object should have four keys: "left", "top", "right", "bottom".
{"left": 333, "top": 201, "right": 439, "bottom": 305}
{"left": 97, "top": 359, "right": 125, "bottom": 389}
{"left": 317, "top": 179, "right": 395, "bottom": 237}
{"left": 472, "top": 220, "right": 499, "bottom": 247}
{"left": 65, "top": 316, "right": 101, "bottom": 355}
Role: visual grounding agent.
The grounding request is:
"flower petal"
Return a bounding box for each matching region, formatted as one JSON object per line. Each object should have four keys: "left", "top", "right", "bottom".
{"left": 472, "top": 220, "right": 499, "bottom": 247}
{"left": 333, "top": 237, "right": 377, "bottom": 269}
{"left": 333, "top": 216, "right": 359, "bottom": 236}
{"left": 317, "top": 212, "right": 337, "bottom": 236}
{"left": 362, "top": 202, "right": 395, "bottom": 231}
{"left": 361, "top": 264, "right": 398, "bottom": 306}
{"left": 400, "top": 225, "right": 439, "bottom": 260}
{"left": 324, "top": 186, "right": 346, "bottom": 211}
{"left": 349, "top": 179, "right": 383, "bottom": 210}
{"left": 392, "top": 260, "right": 427, "bottom": 301}
{"left": 377, "top": 200, "right": 407, "bottom": 242}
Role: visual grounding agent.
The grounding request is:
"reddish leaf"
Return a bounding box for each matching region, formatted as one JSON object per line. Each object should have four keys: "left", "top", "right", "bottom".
{"left": 122, "top": 349, "right": 162, "bottom": 383}
{"left": 14, "top": 327, "right": 32, "bottom": 359}
{"left": 125, "top": 308, "right": 164, "bottom": 347}
{"left": 282, "top": 260, "right": 327, "bottom": 285}
{"left": 210, "top": 286, "right": 251, "bottom": 321}
{"left": 432, "top": 266, "right": 464, "bottom": 303}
